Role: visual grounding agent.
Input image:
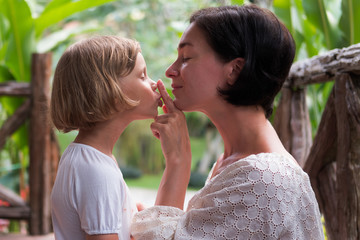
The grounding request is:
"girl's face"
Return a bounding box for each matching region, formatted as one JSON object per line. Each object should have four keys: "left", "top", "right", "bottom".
{"left": 121, "top": 53, "right": 161, "bottom": 119}
{"left": 165, "top": 23, "right": 228, "bottom": 113}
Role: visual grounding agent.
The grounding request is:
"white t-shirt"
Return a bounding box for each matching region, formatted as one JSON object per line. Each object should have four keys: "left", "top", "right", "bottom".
{"left": 51, "top": 143, "right": 137, "bottom": 240}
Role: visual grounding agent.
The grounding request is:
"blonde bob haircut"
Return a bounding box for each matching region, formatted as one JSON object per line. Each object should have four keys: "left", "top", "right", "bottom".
{"left": 50, "top": 35, "right": 141, "bottom": 133}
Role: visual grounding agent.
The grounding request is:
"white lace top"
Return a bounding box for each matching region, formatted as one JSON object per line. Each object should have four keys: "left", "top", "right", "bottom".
{"left": 131, "top": 153, "right": 324, "bottom": 240}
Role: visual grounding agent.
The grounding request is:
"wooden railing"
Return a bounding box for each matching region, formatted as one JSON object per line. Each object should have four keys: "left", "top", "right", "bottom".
{"left": 0, "top": 53, "right": 59, "bottom": 235}
{"left": 274, "top": 43, "right": 360, "bottom": 240}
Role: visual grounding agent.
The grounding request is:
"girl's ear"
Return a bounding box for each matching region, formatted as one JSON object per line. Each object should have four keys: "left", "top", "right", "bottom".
{"left": 225, "top": 58, "right": 245, "bottom": 86}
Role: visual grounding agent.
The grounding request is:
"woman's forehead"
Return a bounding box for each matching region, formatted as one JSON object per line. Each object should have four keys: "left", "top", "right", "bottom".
{"left": 178, "top": 23, "right": 208, "bottom": 50}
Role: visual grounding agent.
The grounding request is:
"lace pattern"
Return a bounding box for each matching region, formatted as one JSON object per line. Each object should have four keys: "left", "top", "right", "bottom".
{"left": 131, "top": 153, "right": 324, "bottom": 240}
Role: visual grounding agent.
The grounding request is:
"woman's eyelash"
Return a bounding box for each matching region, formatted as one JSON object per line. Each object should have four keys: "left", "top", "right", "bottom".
{"left": 182, "top": 57, "right": 191, "bottom": 62}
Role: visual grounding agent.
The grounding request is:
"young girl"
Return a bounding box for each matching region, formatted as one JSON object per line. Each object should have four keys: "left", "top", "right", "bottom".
{"left": 50, "top": 36, "right": 162, "bottom": 240}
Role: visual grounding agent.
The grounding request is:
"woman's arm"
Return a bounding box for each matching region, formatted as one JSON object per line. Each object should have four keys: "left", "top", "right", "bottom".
{"left": 150, "top": 80, "right": 192, "bottom": 209}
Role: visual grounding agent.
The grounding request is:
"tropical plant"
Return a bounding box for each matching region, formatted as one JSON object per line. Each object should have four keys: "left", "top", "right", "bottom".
{"left": 272, "top": 0, "right": 360, "bottom": 134}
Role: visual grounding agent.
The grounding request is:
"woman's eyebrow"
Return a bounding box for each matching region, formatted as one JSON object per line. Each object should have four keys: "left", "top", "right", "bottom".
{"left": 177, "top": 42, "right": 193, "bottom": 50}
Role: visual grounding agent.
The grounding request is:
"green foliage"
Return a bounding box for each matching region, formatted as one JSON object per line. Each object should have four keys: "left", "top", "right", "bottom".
{"left": 302, "top": 0, "right": 341, "bottom": 49}
{"left": 273, "top": 0, "right": 359, "bottom": 136}
{"left": 120, "top": 166, "right": 142, "bottom": 179}
{"left": 34, "top": 0, "right": 115, "bottom": 37}
{"left": 189, "top": 171, "right": 207, "bottom": 189}
{"left": 125, "top": 173, "right": 162, "bottom": 189}
{"left": 340, "top": 0, "right": 360, "bottom": 45}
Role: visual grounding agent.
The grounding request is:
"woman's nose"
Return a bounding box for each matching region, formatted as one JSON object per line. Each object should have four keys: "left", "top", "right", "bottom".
{"left": 165, "top": 64, "right": 179, "bottom": 78}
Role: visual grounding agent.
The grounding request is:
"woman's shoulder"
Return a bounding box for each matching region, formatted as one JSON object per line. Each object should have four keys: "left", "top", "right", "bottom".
{"left": 228, "top": 152, "right": 305, "bottom": 177}
{"left": 193, "top": 152, "right": 318, "bottom": 212}
{"left": 205, "top": 152, "right": 309, "bottom": 194}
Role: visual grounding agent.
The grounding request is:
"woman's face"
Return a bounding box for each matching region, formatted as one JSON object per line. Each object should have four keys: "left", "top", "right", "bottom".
{"left": 121, "top": 52, "right": 162, "bottom": 119}
{"left": 165, "top": 23, "right": 228, "bottom": 112}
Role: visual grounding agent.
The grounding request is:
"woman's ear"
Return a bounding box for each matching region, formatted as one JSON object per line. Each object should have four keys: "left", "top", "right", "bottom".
{"left": 226, "top": 58, "right": 245, "bottom": 85}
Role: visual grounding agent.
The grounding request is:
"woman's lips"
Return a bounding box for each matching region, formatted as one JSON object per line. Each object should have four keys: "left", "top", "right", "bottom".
{"left": 171, "top": 84, "right": 183, "bottom": 94}
{"left": 171, "top": 83, "right": 182, "bottom": 89}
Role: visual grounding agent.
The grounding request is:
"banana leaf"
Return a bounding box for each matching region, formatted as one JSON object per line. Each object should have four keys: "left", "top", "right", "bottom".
{"left": 302, "top": 0, "right": 341, "bottom": 49}
{"left": 1, "top": 0, "right": 35, "bottom": 82}
{"left": 35, "top": 0, "right": 116, "bottom": 38}
{"left": 340, "top": 0, "right": 360, "bottom": 45}
{"left": 36, "top": 21, "right": 99, "bottom": 53}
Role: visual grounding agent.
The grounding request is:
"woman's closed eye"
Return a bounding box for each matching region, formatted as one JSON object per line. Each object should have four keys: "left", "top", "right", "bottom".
{"left": 182, "top": 57, "right": 191, "bottom": 63}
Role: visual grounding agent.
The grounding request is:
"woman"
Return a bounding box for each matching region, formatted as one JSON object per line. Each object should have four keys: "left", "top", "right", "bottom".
{"left": 131, "top": 4, "right": 324, "bottom": 240}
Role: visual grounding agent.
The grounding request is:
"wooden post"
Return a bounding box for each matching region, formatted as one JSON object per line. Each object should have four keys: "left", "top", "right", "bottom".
{"left": 274, "top": 87, "right": 312, "bottom": 167}
{"left": 335, "top": 74, "right": 360, "bottom": 240}
{"left": 29, "top": 53, "right": 53, "bottom": 235}
{"left": 304, "top": 74, "right": 360, "bottom": 240}
{"left": 305, "top": 87, "right": 338, "bottom": 239}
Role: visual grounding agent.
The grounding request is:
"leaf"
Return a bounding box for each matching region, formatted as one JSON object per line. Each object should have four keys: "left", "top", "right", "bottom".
{"left": 340, "top": 0, "right": 360, "bottom": 45}
{"left": 35, "top": 0, "right": 116, "bottom": 38}
{"left": 42, "top": 0, "right": 72, "bottom": 14}
{"left": 231, "top": 0, "right": 245, "bottom": 5}
{"left": 302, "top": 0, "right": 340, "bottom": 49}
{"left": 2, "top": 0, "right": 34, "bottom": 81}
{"left": 0, "top": 65, "right": 13, "bottom": 82}
{"left": 0, "top": 12, "right": 10, "bottom": 51}
{"left": 36, "top": 22, "right": 99, "bottom": 53}
{"left": 274, "top": 0, "right": 319, "bottom": 59}
{"left": 273, "top": 0, "right": 293, "bottom": 32}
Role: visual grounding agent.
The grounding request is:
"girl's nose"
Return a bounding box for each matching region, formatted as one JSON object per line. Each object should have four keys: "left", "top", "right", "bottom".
{"left": 165, "top": 64, "right": 179, "bottom": 78}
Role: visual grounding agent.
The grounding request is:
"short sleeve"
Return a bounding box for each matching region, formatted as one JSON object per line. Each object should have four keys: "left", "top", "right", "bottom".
{"left": 72, "top": 160, "right": 124, "bottom": 235}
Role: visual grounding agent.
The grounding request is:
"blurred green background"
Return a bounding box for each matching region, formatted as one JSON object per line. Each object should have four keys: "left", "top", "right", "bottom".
{"left": 0, "top": 2, "right": 359, "bottom": 236}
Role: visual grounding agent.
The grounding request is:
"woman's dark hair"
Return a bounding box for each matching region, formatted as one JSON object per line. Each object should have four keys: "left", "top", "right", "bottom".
{"left": 190, "top": 4, "right": 296, "bottom": 118}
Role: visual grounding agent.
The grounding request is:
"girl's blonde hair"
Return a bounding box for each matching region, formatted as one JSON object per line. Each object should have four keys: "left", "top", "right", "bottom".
{"left": 50, "top": 36, "right": 140, "bottom": 132}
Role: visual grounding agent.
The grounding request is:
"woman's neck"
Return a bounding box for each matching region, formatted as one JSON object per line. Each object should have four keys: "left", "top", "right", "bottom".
{"left": 203, "top": 104, "right": 286, "bottom": 159}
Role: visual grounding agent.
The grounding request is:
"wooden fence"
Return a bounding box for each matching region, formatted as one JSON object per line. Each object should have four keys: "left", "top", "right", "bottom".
{"left": 274, "top": 43, "right": 360, "bottom": 240}
{"left": 0, "top": 44, "right": 359, "bottom": 238}
{"left": 0, "top": 53, "right": 59, "bottom": 235}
